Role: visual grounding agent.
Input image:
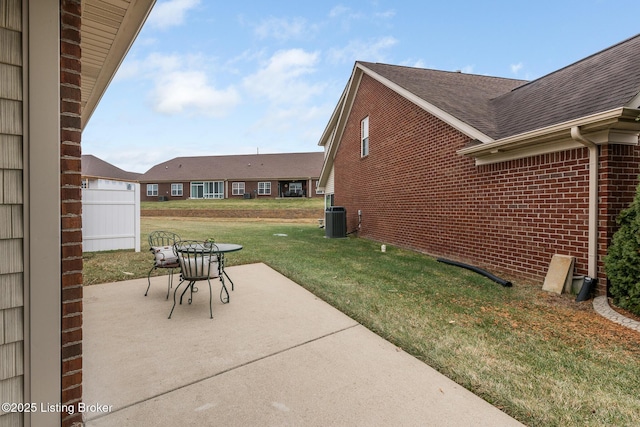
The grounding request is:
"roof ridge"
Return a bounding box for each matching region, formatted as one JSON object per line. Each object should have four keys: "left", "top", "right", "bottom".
{"left": 506, "top": 32, "right": 640, "bottom": 94}
{"left": 170, "top": 151, "right": 322, "bottom": 160}
{"left": 357, "top": 61, "right": 528, "bottom": 84}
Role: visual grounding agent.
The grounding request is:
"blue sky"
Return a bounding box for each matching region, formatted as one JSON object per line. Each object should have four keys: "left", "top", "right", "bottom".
{"left": 82, "top": 0, "right": 640, "bottom": 173}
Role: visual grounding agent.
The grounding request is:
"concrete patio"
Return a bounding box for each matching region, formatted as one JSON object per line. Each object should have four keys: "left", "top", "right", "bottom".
{"left": 83, "top": 263, "right": 523, "bottom": 426}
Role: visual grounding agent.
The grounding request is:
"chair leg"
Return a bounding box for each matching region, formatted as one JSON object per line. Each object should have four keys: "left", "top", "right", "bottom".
{"left": 168, "top": 279, "right": 186, "bottom": 319}
{"left": 145, "top": 265, "right": 156, "bottom": 296}
{"left": 166, "top": 269, "right": 174, "bottom": 300}
{"left": 208, "top": 279, "right": 213, "bottom": 319}
{"left": 179, "top": 281, "right": 195, "bottom": 305}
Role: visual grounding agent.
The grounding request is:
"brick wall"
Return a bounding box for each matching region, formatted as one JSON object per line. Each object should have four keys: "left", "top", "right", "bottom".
{"left": 60, "top": 1, "right": 83, "bottom": 425}
{"left": 334, "top": 74, "right": 640, "bottom": 290}
{"left": 599, "top": 144, "right": 640, "bottom": 293}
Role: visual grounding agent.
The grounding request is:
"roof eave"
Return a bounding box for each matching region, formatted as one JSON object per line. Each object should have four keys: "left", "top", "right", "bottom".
{"left": 81, "top": 0, "right": 157, "bottom": 129}
{"left": 457, "top": 107, "right": 640, "bottom": 165}
{"left": 318, "top": 64, "right": 363, "bottom": 187}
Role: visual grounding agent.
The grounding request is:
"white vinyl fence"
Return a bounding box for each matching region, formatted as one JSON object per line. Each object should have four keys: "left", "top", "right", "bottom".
{"left": 82, "top": 185, "right": 141, "bottom": 252}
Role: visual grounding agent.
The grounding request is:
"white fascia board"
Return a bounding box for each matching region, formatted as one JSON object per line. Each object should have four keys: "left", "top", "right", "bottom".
{"left": 318, "top": 66, "right": 363, "bottom": 187}
{"left": 626, "top": 90, "right": 640, "bottom": 109}
{"left": 356, "top": 63, "right": 494, "bottom": 143}
{"left": 458, "top": 108, "right": 636, "bottom": 163}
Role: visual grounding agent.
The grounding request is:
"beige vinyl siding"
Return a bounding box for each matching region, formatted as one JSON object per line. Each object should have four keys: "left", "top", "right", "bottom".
{"left": 325, "top": 166, "right": 335, "bottom": 195}
{"left": 0, "top": 0, "right": 24, "bottom": 424}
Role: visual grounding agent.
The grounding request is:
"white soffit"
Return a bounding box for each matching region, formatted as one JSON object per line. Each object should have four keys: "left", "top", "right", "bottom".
{"left": 81, "top": 0, "right": 155, "bottom": 128}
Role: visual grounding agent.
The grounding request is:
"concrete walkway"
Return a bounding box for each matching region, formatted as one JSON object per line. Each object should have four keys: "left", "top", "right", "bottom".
{"left": 83, "top": 263, "right": 524, "bottom": 426}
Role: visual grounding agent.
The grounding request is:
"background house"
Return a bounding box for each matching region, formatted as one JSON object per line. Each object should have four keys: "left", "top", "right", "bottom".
{"left": 318, "top": 34, "right": 640, "bottom": 295}
{"left": 139, "top": 152, "right": 324, "bottom": 201}
{"left": 81, "top": 154, "right": 141, "bottom": 190}
{"left": 0, "top": 1, "right": 155, "bottom": 426}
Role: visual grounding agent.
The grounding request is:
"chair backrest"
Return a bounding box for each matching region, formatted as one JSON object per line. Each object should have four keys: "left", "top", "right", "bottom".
{"left": 149, "top": 230, "right": 180, "bottom": 248}
{"left": 174, "top": 240, "right": 219, "bottom": 280}
{"left": 149, "top": 231, "right": 181, "bottom": 267}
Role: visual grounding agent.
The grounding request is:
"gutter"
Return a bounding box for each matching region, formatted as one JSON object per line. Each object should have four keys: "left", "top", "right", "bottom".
{"left": 570, "top": 126, "right": 598, "bottom": 278}
{"left": 458, "top": 107, "right": 632, "bottom": 158}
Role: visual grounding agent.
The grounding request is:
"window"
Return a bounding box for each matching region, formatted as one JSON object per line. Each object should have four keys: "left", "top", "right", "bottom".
{"left": 289, "top": 182, "right": 302, "bottom": 194}
{"left": 147, "top": 184, "right": 158, "bottom": 197}
{"left": 325, "top": 193, "right": 334, "bottom": 208}
{"left": 361, "top": 116, "right": 369, "bottom": 157}
{"left": 258, "top": 182, "right": 271, "bottom": 195}
{"left": 190, "top": 181, "right": 224, "bottom": 199}
{"left": 171, "top": 183, "right": 183, "bottom": 196}
{"left": 232, "top": 182, "right": 245, "bottom": 196}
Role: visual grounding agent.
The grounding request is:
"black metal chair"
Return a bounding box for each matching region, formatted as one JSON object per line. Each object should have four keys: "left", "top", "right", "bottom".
{"left": 169, "top": 240, "right": 230, "bottom": 319}
{"left": 146, "top": 231, "right": 181, "bottom": 299}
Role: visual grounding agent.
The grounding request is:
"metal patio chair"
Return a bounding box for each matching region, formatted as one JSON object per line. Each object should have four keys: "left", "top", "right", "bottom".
{"left": 168, "top": 240, "right": 230, "bottom": 319}
{"left": 146, "top": 231, "right": 181, "bottom": 299}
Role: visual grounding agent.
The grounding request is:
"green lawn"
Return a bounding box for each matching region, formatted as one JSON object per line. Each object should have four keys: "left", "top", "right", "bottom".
{"left": 141, "top": 197, "right": 324, "bottom": 211}
{"left": 83, "top": 217, "right": 640, "bottom": 427}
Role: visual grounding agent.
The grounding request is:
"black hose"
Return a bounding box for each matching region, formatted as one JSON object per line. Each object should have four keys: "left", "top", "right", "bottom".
{"left": 436, "top": 258, "right": 512, "bottom": 287}
{"left": 575, "top": 276, "right": 597, "bottom": 302}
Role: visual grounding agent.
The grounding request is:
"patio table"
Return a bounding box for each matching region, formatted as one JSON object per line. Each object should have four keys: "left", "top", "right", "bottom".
{"left": 169, "top": 242, "right": 243, "bottom": 319}
{"left": 209, "top": 243, "right": 242, "bottom": 291}
{"left": 175, "top": 242, "right": 243, "bottom": 291}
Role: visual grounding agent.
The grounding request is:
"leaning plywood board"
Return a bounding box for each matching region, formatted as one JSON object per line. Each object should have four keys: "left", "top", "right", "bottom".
{"left": 542, "top": 254, "right": 575, "bottom": 294}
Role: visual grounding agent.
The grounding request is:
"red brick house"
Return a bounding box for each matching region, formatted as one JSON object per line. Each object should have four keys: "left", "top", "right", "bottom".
{"left": 317, "top": 34, "right": 640, "bottom": 294}
{"left": 139, "top": 152, "right": 324, "bottom": 201}
{"left": 0, "top": 1, "right": 155, "bottom": 426}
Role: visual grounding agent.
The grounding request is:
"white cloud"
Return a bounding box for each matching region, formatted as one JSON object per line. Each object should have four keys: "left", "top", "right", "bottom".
{"left": 327, "top": 36, "right": 398, "bottom": 64}
{"left": 152, "top": 70, "right": 240, "bottom": 116}
{"left": 113, "top": 52, "right": 182, "bottom": 82}
{"left": 117, "top": 53, "right": 240, "bottom": 117}
{"left": 100, "top": 149, "right": 169, "bottom": 174}
{"left": 329, "top": 5, "right": 350, "bottom": 18}
{"left": 254, "top": 16, "right": 310, "bottom": 41}
{"left": 510, "top": 62, "right": 524, "bottom": 75}
{"left": 375, "top": 9, "right": 396, "bottom": 19}
{"left": 243, "top": 49, "right": 324, "bottom": 105}
{"left": 147, "top": 0, "right": 201, "bottom": 29}
{"left": 460, "top": 65, "right": 475, "bottom": 74}
{"left": 328, "top": 5, "right": 394, "bottom": 27}
{"left": 400, "top": 58, "right": 427, "bottom": 69}
{"left": 251, "top": 104, "right": 330, "bottom": 134}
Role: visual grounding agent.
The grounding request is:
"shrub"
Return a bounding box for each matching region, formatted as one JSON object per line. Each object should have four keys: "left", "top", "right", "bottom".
{"left": 604, "top": 179, "right": 640, "bottom": 316}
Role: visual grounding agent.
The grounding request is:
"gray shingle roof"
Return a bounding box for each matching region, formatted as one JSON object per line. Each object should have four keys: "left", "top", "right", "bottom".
{"left": 140, "top": 152, "right": 324, "bottom": 182}
{"left": 82, "top": 154, "right": 141, "bottom": 182}
{"left": 359, "top": 33, "right": 640, "bottom": 140}
{"left": 358, "top": 62, "right": 526, "bottom": 138}
{"left": 493, "top": 34, "right": 640, "bottom": 138}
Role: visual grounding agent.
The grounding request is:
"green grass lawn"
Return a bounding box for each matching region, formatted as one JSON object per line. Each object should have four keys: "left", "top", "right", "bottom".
{"left": 141, "top": 197, "right": 324, "bottom": 211}
{"left": 83, "top": 217, "right": 640, "bottom": 427}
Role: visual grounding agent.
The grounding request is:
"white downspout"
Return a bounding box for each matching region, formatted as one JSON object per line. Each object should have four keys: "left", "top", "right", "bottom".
{"left": 570, "top": 126, "right": 598, "bottom": 278}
